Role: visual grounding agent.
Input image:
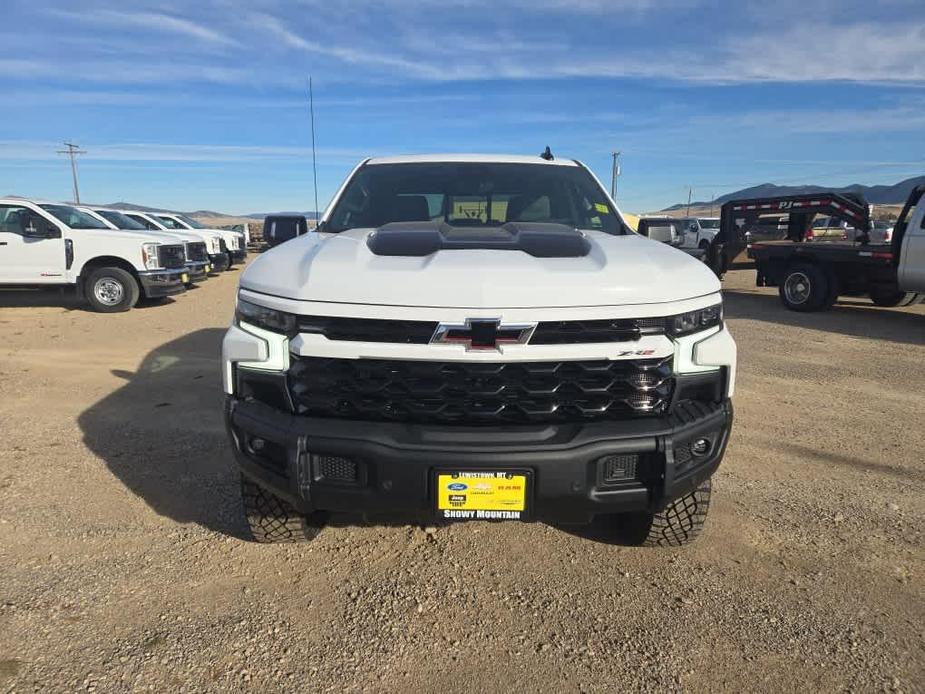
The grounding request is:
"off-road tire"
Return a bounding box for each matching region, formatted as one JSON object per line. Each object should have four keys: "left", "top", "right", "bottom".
{"left": 84, "top": 266, "right": 140, "bottom": 313}
{"left": 240, "top": 475, "right": 326, "bottom": 543}
{"left": 614, "top": 479, "right": 713, "bottom": 547}
{"left": 779, "top": 262, "right": 831, "bottom": 312}
{"left": 870, "top": 290, "right": 922, "bottom": 308}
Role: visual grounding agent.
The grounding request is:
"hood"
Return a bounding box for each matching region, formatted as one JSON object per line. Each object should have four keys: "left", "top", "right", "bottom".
{"left": 112, "top": 228, "right": 199, "bottom": 244}
{"left": 72, "top": 228, "right": 177, "bottom": 245}
{"left": 240, "top": 228, "right": 721, "bottom": 308}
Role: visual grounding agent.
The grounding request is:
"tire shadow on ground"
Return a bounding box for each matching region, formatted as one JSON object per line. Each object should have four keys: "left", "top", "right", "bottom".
{"left": 77, "top": 328, "right": 247, "bottom": 538}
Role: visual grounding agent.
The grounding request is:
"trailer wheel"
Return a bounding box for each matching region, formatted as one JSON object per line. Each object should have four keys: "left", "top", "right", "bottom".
{"left": 779, "top": 263, "right": 831, "bottom": 312}
{"left": 870, "top": 291, "right": 923, "bottom": 308}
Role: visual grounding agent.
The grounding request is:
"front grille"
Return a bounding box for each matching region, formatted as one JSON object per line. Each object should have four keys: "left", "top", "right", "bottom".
{"left": 292, "top": 316, "right": 667, "bottom": 345}
{"left": 297, "top": 316, "right": 438, "bottom": 344}
{"left": 157, "top": 244, "right": 186, "bottom": 269}
{"left": 287, "top": 356, "right": 674, "bottom": 425}
{"left": 186, "top": 241, "right": 208, "bottom": 262}
{"left": 531, "top": 318, "right": 666, "bottom": 344}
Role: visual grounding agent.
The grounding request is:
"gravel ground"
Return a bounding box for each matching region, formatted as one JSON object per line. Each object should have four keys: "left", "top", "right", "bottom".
{"left": 0, "top": 266, "right": 923, "bottom": 693}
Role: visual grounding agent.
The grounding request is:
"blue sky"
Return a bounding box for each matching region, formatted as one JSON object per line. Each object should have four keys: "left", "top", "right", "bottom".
{"left": 2, "top": 0, "right": 924, "bottom": 214}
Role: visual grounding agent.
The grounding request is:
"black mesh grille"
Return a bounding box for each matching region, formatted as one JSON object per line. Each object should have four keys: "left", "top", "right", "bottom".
{"left": 287, "top": 356, "right": 674, "bottom": 425}
{"left": 531, "top": 318, "right": 666, "bottom": 345}
{"left": 601, "top": 454, "right": 639, "bottom": 482}
{"left": 314, "top": 455, "right": 358, "bottom": 483}
{"left": 157, "top": 244, "right": 186, "bottom": 269}
{"left": 297, "top": 316, "right": 438, "bottom": 344}
{"left": 186, "top": 242, "right": 208, "bottom": 262}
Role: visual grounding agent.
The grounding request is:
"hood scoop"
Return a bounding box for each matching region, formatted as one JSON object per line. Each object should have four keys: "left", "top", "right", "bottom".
{"left": 366, "top": 221, "right": 591, "bottom": 258}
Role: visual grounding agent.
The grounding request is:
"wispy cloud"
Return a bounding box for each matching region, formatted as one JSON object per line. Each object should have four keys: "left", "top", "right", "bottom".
{"left": 0, "top": 140, "right": 370, "bottom": 164}
{"left": 49, "top": 8, "right": 238, "bottom": 46}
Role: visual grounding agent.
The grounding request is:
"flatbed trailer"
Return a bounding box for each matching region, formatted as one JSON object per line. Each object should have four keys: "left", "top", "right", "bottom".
{"left": 727, "top": 186, "right": 925, "bottom": 311}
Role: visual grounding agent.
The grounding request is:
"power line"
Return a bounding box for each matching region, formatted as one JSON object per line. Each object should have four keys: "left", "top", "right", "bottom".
{"left": 57, "top": 142, "right": 86, "bottom": 204}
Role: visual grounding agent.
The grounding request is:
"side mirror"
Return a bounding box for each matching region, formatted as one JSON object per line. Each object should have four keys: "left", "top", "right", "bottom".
{"left": 263, "top": 215, "right": 309, "bottom": 247}
{"left": 22, "top": 214, "right": 60, "bottom": 239}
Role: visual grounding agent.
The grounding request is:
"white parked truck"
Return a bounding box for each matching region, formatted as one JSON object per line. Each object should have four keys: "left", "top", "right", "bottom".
{"left": 746, "top": 185, "right": 925, "bottom": 310}
{"left": 79, "top": 206, "right": 213, "bottom": 284}
{"left": 121, "top": 210, "right": 231, "bottom": 271}
{"left": 222, "top": 153, "right": 737, "bottom": 547}
{"left": 0, "top": 198, "right": 188, "bottom": 311}
{"left": 153, "top": 212, "right": 247, "bottom": 268}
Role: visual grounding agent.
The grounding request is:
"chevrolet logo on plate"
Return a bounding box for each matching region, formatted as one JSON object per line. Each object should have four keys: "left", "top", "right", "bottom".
{"left": 431, "top": 318, "right": 536, "bottom": 351}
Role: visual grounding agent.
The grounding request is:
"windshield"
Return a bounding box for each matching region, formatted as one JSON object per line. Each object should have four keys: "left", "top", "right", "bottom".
{"left": 40, "top": 204, "right": 109, "bottom": 230}
{"left": 96, "top": 210, "right": 146, "bottom": 230}
{"left": 177, "top": 214, "right": 205, "bottom": 229}
{"left": 154, "top": 215, "right": 187, "bottom": 230}
{"left": 699, "top": 219, "right": 720, "bottom": 229}
{"left": 326, "top": 162, "right": 627, "bottom": 235}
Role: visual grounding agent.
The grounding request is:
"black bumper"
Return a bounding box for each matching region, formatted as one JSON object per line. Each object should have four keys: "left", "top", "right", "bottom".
{"left": 225, "top": 397, "right": 733, "bottom": 524}
{"left": 186, "top": 261, "right": 210, "bottom": 282}
{"left": 138, "top": 270, "right": 187, "bottom": 298}
{"left": 229, "top": 249, "right": 247, "bottom": 263}
{"left": 208, "top": 252, "right": 229, "bottom": 272}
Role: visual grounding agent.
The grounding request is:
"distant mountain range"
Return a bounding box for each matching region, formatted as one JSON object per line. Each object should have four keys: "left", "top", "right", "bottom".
{"left": 101, "top": 202, "right": 319, "bottom": 220}
{"left": 663, "top": 175, "right": 925, "bottom": 211}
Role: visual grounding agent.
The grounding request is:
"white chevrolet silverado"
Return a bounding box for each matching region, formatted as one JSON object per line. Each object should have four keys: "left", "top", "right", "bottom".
{"left": 0, "top": 198, "right": 188, "bottom": 311}
{"left": 222, "top": 154, "right": 737, "bottom": 546}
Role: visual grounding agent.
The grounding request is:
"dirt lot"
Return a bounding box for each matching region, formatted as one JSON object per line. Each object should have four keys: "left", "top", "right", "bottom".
{"left": 0, "top": 267, "right": 923, "bottom": 693}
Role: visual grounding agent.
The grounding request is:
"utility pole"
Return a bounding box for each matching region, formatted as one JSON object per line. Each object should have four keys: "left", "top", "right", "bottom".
{"left": 686, "top": 186, "right": 693, "bottom": 217}
{"left": 57, "top": 142, "right": 86, "bottom": 204}
{"left": 610, "top": 151, "right": 621, "bottom": 201}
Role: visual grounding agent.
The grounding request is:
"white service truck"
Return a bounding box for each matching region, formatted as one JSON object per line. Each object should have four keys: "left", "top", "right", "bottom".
{"left": 153, "top": 212, "right": 247, "bottom": 268}
{"left": 122, "top": 210, "right": 231, "bottom": 272}
{"left": 79, "top": 206, "right": 213, "bottom": 285}
{"left": 0, "top": 199, "right": 188, "bottom": 311}
{"left": 222, "top": 153, "right": 737, "bottom": 547}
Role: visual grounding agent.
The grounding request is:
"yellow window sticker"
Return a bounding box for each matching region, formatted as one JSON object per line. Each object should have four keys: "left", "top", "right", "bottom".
{"left": 594, "top": 203, "right": 610, "bottom": 214}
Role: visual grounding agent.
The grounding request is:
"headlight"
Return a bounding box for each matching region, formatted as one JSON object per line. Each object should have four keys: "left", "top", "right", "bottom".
{"left": 209, "top": 237, "right": 221, "bottom": 253}
{"left": 668, "top": 303, "right": 722, "bottom": 337}
{"left": 236, "top": 297, "right": 297, "bottom": 335}
{"left": 141, "top": 243, "right": 161, "bottom": 270}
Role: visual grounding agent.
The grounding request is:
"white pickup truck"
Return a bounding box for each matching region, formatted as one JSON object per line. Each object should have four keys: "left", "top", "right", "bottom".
{"left": 0, "top": 198, "right": 188, "bottom": 311}
{"left": 79, "top": 206, "right": 213, "bottom": 285}
{"left": 150, "top": 212, "right": 247, "bottom": 268}
{"left": 121, "top": 210, "right": 232, "bottom": 272}
{"left": 222, "top": 153, "right": 736, "bottom": 547}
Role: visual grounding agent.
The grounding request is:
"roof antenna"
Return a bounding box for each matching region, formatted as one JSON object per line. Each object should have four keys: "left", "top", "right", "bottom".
{"left": 308, "top": 76, "right": 320, "bottom": 228}
{"left": 540, "top": 146, "right": 554, "bottom": 161}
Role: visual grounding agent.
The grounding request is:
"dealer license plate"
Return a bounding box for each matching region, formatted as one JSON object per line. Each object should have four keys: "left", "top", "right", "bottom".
{"left": 436, "top": 471, "right": 528, "bottom": 521}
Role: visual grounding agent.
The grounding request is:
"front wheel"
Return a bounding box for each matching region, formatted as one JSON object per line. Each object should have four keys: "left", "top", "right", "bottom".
{"left": 602, "top": 479, "right": 713, "bottom": 547}
{"left": 84, "top": 267, "right": 140, "bottom": 313}
{"left": 240, "top": 475, "right": 326, "bottom": 543}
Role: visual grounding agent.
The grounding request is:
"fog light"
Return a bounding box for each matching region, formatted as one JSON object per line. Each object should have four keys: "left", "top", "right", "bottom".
{"left": 691, "top": 438, "right": 711, "bottom": 457}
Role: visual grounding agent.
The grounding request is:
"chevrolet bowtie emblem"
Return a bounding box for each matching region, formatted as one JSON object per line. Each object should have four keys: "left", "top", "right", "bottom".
{"left": 431, "top": 318, "right": 536, "bottom": 351}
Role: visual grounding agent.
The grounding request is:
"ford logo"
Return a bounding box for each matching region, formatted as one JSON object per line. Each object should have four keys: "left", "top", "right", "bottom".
{"left": 447, "top": 483, "right": 468, "bottom": 491}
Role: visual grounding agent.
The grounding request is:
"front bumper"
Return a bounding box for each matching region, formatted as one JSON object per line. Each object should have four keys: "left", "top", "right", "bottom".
{"left": 208, "top": 252, "right": 229, "bottom": 272}
{"left": 185, "top": 261, "right": 211, "bottom": 283}
{"left": 138, "top": 269, "right": 188, "bottom": 298}
{"left": 225, "top": 396, "right": 733, "bottom": 524}
{"left": 229, "top": 248, "right": 247, "bottom": 263}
